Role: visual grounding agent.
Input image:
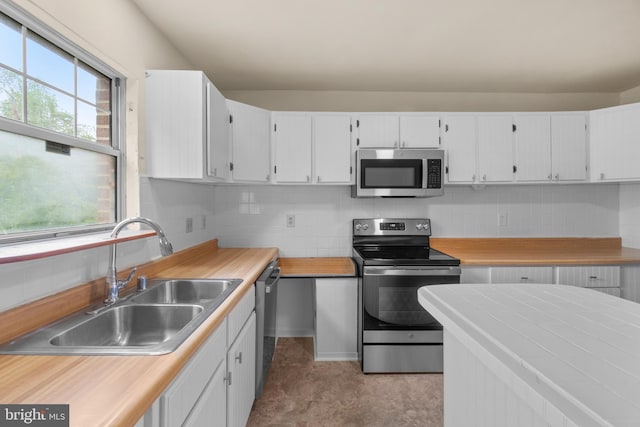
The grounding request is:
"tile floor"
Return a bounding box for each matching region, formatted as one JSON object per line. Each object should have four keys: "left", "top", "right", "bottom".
{"left": 248, "top": 337, "right": 444, "bottom": 427}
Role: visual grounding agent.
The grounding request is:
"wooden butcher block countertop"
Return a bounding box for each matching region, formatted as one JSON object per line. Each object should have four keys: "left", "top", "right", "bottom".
{"left": 0, "top": 240, "right": 278, "bottom": 427}
{"left": 431, "top": 237, "right": 640, "bottom": 266}
{"left": 279, "top": 257, "right": 356, "bottom": 277}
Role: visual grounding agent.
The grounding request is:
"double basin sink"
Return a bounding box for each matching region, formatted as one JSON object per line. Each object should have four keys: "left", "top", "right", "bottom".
{"left": 0, "top": 278, "right": 243, "bottom": 355}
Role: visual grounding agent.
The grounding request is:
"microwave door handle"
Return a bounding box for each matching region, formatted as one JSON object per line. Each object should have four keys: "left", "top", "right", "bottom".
{"left": 364, "top": 267, "right": 462, "bottom": 276}
{"left": 422, "top": 158, "right": 428, "bottom": 189}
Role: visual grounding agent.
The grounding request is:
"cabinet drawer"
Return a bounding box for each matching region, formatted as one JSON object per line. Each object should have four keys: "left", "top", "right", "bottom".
{"left": 587, "top": 287, "right": 621, "bottom": 297}
{"left": 490, "top": 267, "right": 553, "bottom": 284}
{"left": 557, "top": 266, "right": 620, "bottom": 288}
{"left": 161, "top": 318, "right": 227, "bottom": 427}
{"left": 228, "top": 284, "right": 255, "bottom": 346}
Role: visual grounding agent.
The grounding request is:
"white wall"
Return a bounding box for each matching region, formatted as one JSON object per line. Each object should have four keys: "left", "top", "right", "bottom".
{"left": 211, "top": 184, "right": 620, "bottom": 257}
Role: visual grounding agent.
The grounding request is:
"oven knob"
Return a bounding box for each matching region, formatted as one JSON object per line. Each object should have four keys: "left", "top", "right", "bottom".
{"left": 355, "top": 224, "right": 362, "bottom": 231}
{"left": 362, "top": 224, "right": 369, "bottom": 230}
{"left": 416, "top": 224, "right": 423, "bottom": 230}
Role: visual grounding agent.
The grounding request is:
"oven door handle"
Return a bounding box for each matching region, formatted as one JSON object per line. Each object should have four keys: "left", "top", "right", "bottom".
{"left": 364, "top": 267, "right": 462, "bottom": 276}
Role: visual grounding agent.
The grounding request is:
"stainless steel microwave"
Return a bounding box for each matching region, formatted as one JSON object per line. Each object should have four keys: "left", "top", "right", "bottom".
{"left": 352, "top": 149, "right": 444, "bottom": 198}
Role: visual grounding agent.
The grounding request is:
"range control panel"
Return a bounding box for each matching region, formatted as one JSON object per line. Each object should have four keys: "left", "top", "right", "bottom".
{"left": 353, "top": 218, "right": 431, "bottom": 236}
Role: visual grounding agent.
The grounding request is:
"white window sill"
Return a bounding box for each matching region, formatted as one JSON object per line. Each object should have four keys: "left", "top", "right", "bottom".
{"left": 0, "top": 230, "right": 156, "bottom": 264}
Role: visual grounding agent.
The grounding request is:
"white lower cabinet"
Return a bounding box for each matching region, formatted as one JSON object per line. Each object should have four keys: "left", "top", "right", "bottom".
{"left": 227, "top": 312, "right": 256, "bottom": 427}
{"left": 557, "top": 265, "right": 621, "bottom": 296}
{"left": 160, "top": 318, "right": 227, "bottom": 427}
{"left": 137, "top": 285, "right": 257, "bottom": 427}
{"left": 314, "top": 278, "right": 358, "bottom": 361}
{"left": 490, "top": 266, "right": 553, "bottom": 284}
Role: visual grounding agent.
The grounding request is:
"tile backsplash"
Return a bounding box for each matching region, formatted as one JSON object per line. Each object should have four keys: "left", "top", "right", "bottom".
{"left": 212, "top": 183, "right": 621, "bottom": 257}
{"left": 0, "top": 179, "right": 623, "bottom": 311}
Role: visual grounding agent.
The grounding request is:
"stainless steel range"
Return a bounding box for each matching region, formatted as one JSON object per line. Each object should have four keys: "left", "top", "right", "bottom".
{"left": 352, "top": 218, "right": 460, "bottom": 373}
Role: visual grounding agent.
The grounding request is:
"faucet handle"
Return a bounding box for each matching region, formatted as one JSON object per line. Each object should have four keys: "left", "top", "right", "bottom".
{"left": 118, "top": 267, "right": 137, "bottom": 289}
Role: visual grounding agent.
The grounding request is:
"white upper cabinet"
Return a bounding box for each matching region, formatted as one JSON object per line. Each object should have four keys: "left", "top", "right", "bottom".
{"left": 513, "top": 114, "right": 552, "bottom": 182}
{"left": 314, "top": 114, "right": 353, "bottom": 184}
{"left": 443, "top": 114, "right": 477, "bottom": 184}
{"left": 398, "top": 115, "right": 441, "bottom": 148}
{"left": 207, "top": 81, "right": 230, "bottom": 180}
{"left": 551, "top": 113, "right": 587, "bottom": 181}
{"left": 356, "top": 113, "right": 441, "bottom": 148}
{"left": 227, "top": 100, "right": 271, "bottom": 183}
{"left": 477, "top": 114, "right": 514, "bottom": 183}
{"left": 355, "top": 114, "right": 399, "bottom": 148}
{"left": 271, "top": 112, "right": 353, "bottom": 185}
{"left": 590, "top": 103, "right": 640, "bottom": 181}
{"left": 145, "top": 70, "right": 228, "bottom": 181}
{"left": 272, "top": 113, "right": 313, "bottom": 183}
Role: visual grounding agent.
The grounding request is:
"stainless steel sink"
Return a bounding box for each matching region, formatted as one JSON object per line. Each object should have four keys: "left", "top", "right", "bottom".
{"left": 50, "top": 304, "right": 203, "bottom": 347}
{"left": 0, "top": 277, "right": 243, "bottom": 355}
{"left": 130, "top": 279, "right": 242, "bottom": 304}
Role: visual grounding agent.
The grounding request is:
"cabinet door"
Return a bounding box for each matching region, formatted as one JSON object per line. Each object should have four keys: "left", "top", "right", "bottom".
{"left": 315, "top": 278, "right": 358, "bottom": 360}
{"left": 160, "top": 319, "right": 226, "bottom": 427}
{"left": 228, "top": 100, "right": 271, "bottom": 182}
{"left": 145, "top": 70, "right": 205, "bottom": 179}
{"left": 356, "top": 114, "right": 400, "bottom": 148}
{"left": 399, "top": 115, "right": 441, "bottom": 148}
{"left": 183, "top": 360, "right": 227, "bottom": 427}
{"left": 477, "top": 115, "right": 514, "bottom": 183}
{"left": 272, "top": 113, "right": 312, "bottom": 183}
{"left": 490, "top": 267, "right": 553, "bottom": 284}
{"left": 227, "top": 312, "right": 256, "bottom": 427}
{"left": 551, "top": 114, "right": 587, "bottom": 181}
{"left": 590, "top": 103, "right": 640, "bottom": 181}
{"left": 314, "top": 114, "right": 353, "bottom": 184}
{"left": 207, "top": 81, "right": 230, "bottom": 180}
{"left": 443, "top": 115, "right": 477, "bottom": 183}
{"left": 514, "top": 114, "right": 551, "bottom": 182}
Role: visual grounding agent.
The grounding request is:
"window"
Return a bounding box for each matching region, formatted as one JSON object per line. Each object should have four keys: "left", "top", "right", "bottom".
{"left": 0, "top": 6, "right": 124, "bottom": 242}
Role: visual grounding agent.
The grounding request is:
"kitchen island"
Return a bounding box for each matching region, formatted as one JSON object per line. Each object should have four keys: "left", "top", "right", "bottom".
{"left": 418, "top": 284, "right": 640, "bottom": 427}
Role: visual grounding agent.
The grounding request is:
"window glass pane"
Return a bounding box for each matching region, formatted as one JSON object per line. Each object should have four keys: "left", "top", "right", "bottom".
{"left": 77, "top": 100, "right": 112, "bottom": 143}
{"left": 27, "top": 79, "right": 74, "bottom": 135}
{"left": 0, "top": 130, "right": 116, "bottom": 235}
{"left": 78, "top": 62, "right": 110, "bottom": 107}
{"left": 0, "top": 14, "right": 22, "bottom": 71}
{"left": 26, "top": 30, "right": 74, "bottom": 94}
{"left": 0, "top": 67, "right": 24, "bottom": 121}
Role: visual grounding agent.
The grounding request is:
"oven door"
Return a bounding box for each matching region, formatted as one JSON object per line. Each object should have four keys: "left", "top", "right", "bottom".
{"left": 362, "top": 266, "right": 460, "bottom": 330}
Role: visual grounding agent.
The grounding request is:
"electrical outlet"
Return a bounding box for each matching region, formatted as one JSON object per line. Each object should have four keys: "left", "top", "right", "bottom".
{"left": 200, "top": 215, "right": 206, "bottom": 230}
{"left": 186, "top": 217, "right": 193, "bottom": 233}
{"left": 286, "top": 214, "right": 295, "bottom": 228}
{"left": 498, "top": 212, "right": 508, "bottom": 227}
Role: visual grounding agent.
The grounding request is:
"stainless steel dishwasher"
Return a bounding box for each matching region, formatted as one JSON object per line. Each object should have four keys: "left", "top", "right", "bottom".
{"left": 255, "top": 260, "right": 280, "bottom": 397}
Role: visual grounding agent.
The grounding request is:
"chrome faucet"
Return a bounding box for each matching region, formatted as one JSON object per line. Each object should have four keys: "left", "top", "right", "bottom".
{"left": 105, "top": 217, "right": 173, "bottom": 305}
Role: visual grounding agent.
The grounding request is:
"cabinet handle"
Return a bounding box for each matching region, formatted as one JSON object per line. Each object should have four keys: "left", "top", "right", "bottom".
{"left": 547, "top": 174, "right": 552, "bottom": 180}
{"left": 589, "top": 276, "right": 598, "bottom": 280}
{"left": 482, "top": 174, "right": 487, "bottom": 182}
{"left": 600, "top": 173, "right": 605, "bottom": 180}
{"left": 555, "top": 173, "right": 559, "bottom": 181}
{"left": 306, "top": 175, "right": 310, "bottom": 182}
{"left": 235, "top": 351, "right": 243, "bottom": 364}
{"left": 520, "top": 277, "right": 529, "bottom": 282}
{"left": 224, "top": 372, "right": 232, "bottom": 386}
{"left": 317, "top": 176, "right": 321, "bottom": 183}
{"left": 472, "top": 174, "right": 476, "bottom": 182}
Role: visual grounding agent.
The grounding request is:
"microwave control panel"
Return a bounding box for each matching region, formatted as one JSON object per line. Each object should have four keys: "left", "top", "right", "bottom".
{"left": 426, "top": 159, "right": 442, "bottom": 188}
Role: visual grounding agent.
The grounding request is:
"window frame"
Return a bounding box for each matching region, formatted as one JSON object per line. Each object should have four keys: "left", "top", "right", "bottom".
{"left": 0, "top": 2, "right": 126, "bottom": 244}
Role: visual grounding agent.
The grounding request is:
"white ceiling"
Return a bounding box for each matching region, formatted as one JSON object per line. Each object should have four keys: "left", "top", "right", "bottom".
{"left": 132, "top": 0, "right": 640, "bottom": 93}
